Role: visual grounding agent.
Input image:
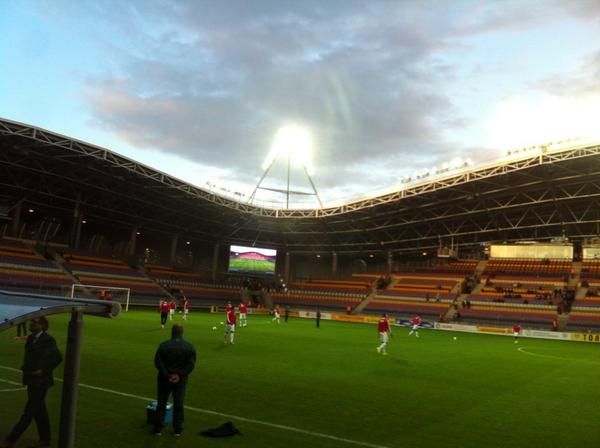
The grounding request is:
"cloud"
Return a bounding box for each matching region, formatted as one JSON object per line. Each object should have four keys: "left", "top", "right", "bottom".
{"left": 77, "top": 1, "right": 464, "bottom": 195}
{"left": 530, "top": 49, "right": 600, "bottom": 97}
{"left": 27, "top": 0, "right": 600, "bottom": 203}
{"left": 447, "top": 0, "right": 600, "bottom": 36}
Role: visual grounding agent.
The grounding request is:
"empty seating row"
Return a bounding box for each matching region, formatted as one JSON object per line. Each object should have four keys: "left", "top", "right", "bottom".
{"left": 580, "top": 261, "right": 600, "bottom": 278}
{"left": 483, "top": 259, "right": 571, "bottom": 277}
{"left": 0, "top": 242, "right": 72, "bottom": 294}
{"left": 365, "top": 297, "right": 450, "bottom": 318}
{"left": 413, "top": 260, "right": 478, "bottom": 275}
{"left": 63, "top": 253, "right": 164, "bottom": 298}
{"left": 458, "top": 303, "right": 556, "bottom": 327}
{"left": 172, "top": 283, "right": 242, "bottom": 306}
{"left": 145, "top": 264, "right": 210, "bottom": 282}
{"left": 290, "top": 280, "right": 371, "bottom": 295}
{"left": 270, "top": 291, "right": 362, "bottom": 311}
{"left": 567, "top": 308, "right": 600, "bottom": 329}
{"left": 378, "top": 289, "right": 455, "bottom": 300}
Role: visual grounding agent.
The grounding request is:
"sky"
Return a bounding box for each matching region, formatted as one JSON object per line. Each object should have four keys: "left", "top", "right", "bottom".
{"left": 1, "top": 0, "right": 600, "bottom": 208}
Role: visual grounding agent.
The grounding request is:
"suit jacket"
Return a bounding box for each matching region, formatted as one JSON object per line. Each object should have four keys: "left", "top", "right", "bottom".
{"left": 22, "top": 332, "right": 63, "bottom": 388}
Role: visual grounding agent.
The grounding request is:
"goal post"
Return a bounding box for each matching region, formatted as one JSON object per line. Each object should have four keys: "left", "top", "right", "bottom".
{"left": 70, "top": 284, "right": 132, "bottom": 311}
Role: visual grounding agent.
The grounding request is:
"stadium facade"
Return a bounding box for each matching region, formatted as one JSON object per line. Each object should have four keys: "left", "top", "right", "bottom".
{"left": 2, "top": 117, "right": 600, "bottom": 278}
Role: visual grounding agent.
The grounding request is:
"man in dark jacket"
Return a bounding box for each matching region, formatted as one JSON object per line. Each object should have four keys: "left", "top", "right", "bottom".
{"left": 1, "top": 316, "right": 63, "bottom": 448}
{"left": 153, "top": 324, "right": 196, "bottom": 437}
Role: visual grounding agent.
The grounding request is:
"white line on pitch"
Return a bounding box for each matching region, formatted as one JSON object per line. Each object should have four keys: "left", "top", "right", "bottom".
{"left": 517, "top": 346, "right": 600, "bottom": 365}
{"left": 0, "top": 365, "right": 389, "bottom": 448}
{"left": 0, "top": 377, "right": 25, "bottom": 392}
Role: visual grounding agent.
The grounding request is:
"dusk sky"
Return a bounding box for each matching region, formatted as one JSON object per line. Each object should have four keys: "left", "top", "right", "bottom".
{"left": 2, "top": 1, "right": 600, "bottom": 208}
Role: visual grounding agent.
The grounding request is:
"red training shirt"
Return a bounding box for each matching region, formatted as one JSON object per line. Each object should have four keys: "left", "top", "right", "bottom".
{"left": 378, "top": 317, "right": 389, "bottom": 333}
{"left": 226, "top": 309, "right": 236, "bottom": 325}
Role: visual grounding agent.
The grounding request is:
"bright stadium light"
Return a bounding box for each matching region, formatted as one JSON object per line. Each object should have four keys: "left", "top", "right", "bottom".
{"left": 250, "top": 123, "right": 323, "bottom": 209}
{"left": 262, "top": 124, "right": 315, "bottom": 174}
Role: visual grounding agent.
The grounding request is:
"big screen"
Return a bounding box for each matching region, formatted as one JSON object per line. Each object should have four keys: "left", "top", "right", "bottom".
{"left": 228, "top": 245, "right": 277, "bottom": 274}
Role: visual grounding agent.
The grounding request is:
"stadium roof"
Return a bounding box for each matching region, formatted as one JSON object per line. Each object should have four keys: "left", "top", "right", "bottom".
{"left": 2, "top": 117, "right": 600, "bottom": 255}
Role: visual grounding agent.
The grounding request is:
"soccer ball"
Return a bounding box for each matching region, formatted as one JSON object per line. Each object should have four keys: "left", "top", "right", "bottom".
{"left": 212, "top": 326, "right": 217, "bottom": 331}
{"left": 453, "top": 336, "right": 457, "bottom": 340}
{"left": 220, "top": 322, "right": 224, "bottom": 325}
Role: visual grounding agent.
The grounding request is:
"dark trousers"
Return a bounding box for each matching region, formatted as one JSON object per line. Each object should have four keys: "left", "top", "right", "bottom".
{"left": 17, "top": 322, "right": 27, "bottom": 337}
{"left": 160, "top": 312, "right": 168, "bottom": 325}
{"left": 154, "top": 378, "right": 186, "bottom": 433}
{"left": 6, "top": 384, "right": 51, "bottom": 444}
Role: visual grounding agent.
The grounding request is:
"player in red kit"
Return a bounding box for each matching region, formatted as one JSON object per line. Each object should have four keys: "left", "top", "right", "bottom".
{"left": 182, "top": 296, "right": 190, "bottom": 321}
{"left": 408, "top": 315, "right": 421, "bottom": 337}
{"left": 513, "top": 323, "right": 521, "bottom": 343}
{"left": 238, "top": 302, "right": 248, "bottom": 327}
{"left": 225, "top": 308, "right": 236, "bottom": 344}
{"left": 376, "top": 313, "right": 392, "bottom": 355}
{"left": 272, "top": 305, "right": 281, "bottom": 324}
{"left": 169, "top": 299, "right": 177, "bottom": 321}
{"left": 159, "top": 300, "right": 170, "bottom": 329}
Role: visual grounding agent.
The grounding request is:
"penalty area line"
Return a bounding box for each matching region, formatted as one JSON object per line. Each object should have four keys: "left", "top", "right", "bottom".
{"left": 0, "top": 365, "right": 389, "bottom": 448}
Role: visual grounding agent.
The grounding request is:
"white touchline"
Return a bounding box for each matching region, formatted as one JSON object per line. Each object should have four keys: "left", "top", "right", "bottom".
{"left": 0, "top": 365, "right": 389, "bottom": 448}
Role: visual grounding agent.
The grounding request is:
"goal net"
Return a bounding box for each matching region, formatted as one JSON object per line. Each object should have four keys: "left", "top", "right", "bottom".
{"left": 70, "top": 284, "right": 131, "bottom": 311}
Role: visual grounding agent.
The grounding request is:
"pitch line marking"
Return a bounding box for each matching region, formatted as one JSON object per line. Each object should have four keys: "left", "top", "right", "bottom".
{"left": 0, "top": 377, "right": 25, "bottom": 392}
{"left": 0, "top": 365, "right": 389, "bottom": 448}
{"left": 517, "top": 347, "right": 600, "bottom": 365}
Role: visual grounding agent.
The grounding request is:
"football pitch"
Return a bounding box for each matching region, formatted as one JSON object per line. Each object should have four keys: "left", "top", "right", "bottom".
{"left": 229, "top": 257, "right": 275, "bottom": 273}
{"left": 1, "top": 310, "right": 600, "bottom": 448}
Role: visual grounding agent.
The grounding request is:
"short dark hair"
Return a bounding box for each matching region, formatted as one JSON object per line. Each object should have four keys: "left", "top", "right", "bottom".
{"left": 32, "top": 316, "right": 49, "bottom": 330}
{"left": 171, "top": 324, "right": 184, "bottom": 338}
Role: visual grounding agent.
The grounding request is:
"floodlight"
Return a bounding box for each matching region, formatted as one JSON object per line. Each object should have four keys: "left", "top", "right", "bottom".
{"left": 262, "top": 124, "right": 315, "bottom": 174}
{"left": 250, "top": 123, "right": 323, "bottom": 209}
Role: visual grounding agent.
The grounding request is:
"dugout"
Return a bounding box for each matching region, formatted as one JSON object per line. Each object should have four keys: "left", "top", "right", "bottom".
{"left": 0, "top": 290, "right": 121, "bottom": 448}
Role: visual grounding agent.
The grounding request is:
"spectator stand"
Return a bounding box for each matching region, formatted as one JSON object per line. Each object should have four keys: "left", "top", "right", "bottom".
{"left": 459, "top": 258, "right": 573, "bottom": 329}
{"left": 0, "top": 239, "right": 72, "bottom": 295}
{"left": 568, "top": 260, "right": 600, "bottom": 331}
{"left": 62, "top": 251, "right": 164, "bottom": 305}
{"left": 146, "top": 264, "right": 247, "bottom": 308}
{"left": 270, "top": 278, "right": 369, "bottom": 313}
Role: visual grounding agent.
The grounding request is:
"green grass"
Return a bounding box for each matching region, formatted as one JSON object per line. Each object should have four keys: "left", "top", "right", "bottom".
{"left": 229, "top": 257, "right": 275, "bottom": 273}
{"left": 2, "top": 311, "right": 600, "bottom": 447}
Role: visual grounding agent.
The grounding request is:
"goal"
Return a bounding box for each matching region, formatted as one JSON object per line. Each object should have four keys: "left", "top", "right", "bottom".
{"left": 70, "top": 284, "right": 131, "bottom": 311}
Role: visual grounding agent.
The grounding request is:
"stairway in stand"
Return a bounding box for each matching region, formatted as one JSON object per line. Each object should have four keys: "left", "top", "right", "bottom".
{"left": 474, "top": 259, "right": 488, "bottom": 276}
{"left": 352, "top": 277, "right": 382, "bottom": 314}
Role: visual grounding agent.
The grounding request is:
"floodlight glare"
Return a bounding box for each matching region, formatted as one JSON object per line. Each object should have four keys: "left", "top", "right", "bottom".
{"left": 487, "top": 94, "right": 600, "bottom": 150}
{"left": 250, "top": 123, "right": 323, "bottom": 209}
{"left": 262, "top": 124, "right": 315, "bottom": 174}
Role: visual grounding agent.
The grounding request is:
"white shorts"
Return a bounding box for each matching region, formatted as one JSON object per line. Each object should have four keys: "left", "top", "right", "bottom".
{"left": 412, "top": 324, "right": 419, "bottom": 331}
{"left": 514, "top": 332, "right": 519, "bottom": 337}
{"left": 274, "top": 312, "right": 280, "bottom": 319}
{"left": 240, "top": 313, "right": 247, "bottom": 319}
{"left": 379, "top": 332, "right": 389, "bottom": 344}
{"left": 169, "top": 309, "right": 175, "bottom": 315}
{"left": 184, "top": 309, "right": 189, "bottom": 314}
{"left": 226, "top": 324, "right": 235, "bottom": 333}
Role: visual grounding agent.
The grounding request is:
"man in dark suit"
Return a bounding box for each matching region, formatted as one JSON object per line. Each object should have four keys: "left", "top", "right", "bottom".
{"left": 153, "top": 324, "right": 196, "bottom": 437}
{"left": 1, "top": 317, "right": 63, "bottom": 448}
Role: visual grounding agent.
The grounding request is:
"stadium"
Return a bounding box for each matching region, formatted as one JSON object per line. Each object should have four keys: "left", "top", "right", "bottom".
{"left": 2, "top": 117, "right": 600, "bottom": 448}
